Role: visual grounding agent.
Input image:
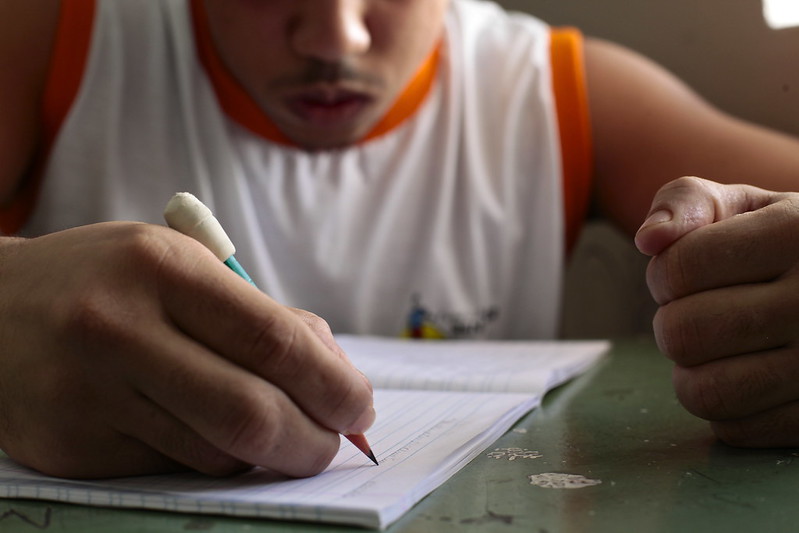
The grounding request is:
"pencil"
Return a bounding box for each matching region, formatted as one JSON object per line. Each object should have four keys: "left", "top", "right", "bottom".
{"left": 163, "top": 192, "right": 378, "bottom": 466}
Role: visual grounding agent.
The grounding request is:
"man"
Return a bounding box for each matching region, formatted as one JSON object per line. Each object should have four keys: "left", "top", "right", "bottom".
{"left": 0, "top": 0, "right": 798, "bottom": 479}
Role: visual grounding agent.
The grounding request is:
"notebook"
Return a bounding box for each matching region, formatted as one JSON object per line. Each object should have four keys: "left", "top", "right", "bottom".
{"left": 0, "top": 336, "right": 609, "bottom": 529}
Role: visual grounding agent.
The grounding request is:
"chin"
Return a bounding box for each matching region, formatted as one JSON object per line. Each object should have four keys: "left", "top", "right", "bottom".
{"left": 291, "top": 130, "right": 369, "bottom": 152}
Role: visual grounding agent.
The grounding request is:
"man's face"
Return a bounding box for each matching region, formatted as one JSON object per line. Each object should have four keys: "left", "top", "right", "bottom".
{"left": 203, "top": 0, "right": 449, "bottom": 150}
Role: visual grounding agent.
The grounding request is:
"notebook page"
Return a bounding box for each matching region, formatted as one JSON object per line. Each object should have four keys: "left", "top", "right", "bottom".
{"left": 339, "top": 336, "right": 610, "bottom": 393}
{"left": 0, "top": 389, "right": 537, "bottom": 530}
{"left": 0, "top": 337, "right": 608, "bottom": 529}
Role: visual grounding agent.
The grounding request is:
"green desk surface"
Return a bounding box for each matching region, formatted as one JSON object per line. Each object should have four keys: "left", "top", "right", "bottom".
{"left": 2, "top": 338, "right": 798, "bottom": 532}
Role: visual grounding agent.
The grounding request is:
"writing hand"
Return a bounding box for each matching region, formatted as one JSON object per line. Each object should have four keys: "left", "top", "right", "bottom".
{"left": 0, "top": 222, "right": 374, "bottom": 478}
{"left": 636, "top": 176, "right": 799, "bottom": 446}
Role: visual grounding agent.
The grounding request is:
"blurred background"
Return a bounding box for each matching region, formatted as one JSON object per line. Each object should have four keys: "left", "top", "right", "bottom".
{"left": 491, "top": 0, "right": 799, "bottom": 338}
{"left": 500, "top": 0, "right": 799, "bottom": 135}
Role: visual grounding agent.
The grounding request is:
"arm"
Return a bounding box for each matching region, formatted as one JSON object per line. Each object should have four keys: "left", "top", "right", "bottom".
{"left": 584, "top": 37, "right": 799, "bottom": 237}
{"left": 0, "top": 0, "right": 60, "bottom": 207}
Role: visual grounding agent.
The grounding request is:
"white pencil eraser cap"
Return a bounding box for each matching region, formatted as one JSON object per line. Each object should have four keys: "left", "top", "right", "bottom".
{"left": 163, "top": 192, "right": 236, "bottom": 261}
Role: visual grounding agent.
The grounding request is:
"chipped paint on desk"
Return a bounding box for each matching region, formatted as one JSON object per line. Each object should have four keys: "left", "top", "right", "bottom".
{"left": 486, "top": 448, "right": 543, "bottom": 461}
{"left": 528, "top": 473, "right": 602, "bottom": 489}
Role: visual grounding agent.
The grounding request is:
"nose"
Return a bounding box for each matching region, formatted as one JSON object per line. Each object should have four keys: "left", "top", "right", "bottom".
{"left": 290, "top": 0, "right": 371, "bottom": 61}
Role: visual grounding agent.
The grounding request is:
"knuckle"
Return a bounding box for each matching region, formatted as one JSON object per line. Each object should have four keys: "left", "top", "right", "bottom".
{"left": 216, "top": 384, "right": 339, "bottom": 477}
{"left": 60, "top": 291, "right": 111, "bottom": 333}
{"left": 289, "top": 308, "right": 341, "bottom": 356}
{"left": 721, "top": 307, "right": 761, "bottom": 345}
{"left": 306, "top": 315, "right": 336, "bottom": 343}
{"left": 248, "top": 315, "right": 304, "bottom": 377}
{"left": 290, "top": 307, "right": 322, "bottom": 327}
{"left": 653, "top": 304, "right": 696, "bottom": 363}
{"left": 658, "top": 175, "right": 703, "bottom": 196}
{"left": 672, "top": 365, "right": 734, "bottom": 420}
{"left": 113, "top": 223, "right": 176, "bottom": 277}
{"left": 116, "top": 223, "right": 165, "bottom": 256}
{"left": 55, "top": 293, "right": 148, "bottom": 357}
{"left": 296, "top": 310, "right": 347, "bottom": 359}
{"left": 53, "top": 228, "right": 174, "bottom": 346}
{"left": 221, "top": 386, "right": 285, "bottom": 461}
{"left": 728, "top": 356, "right": 795, "bottom": 415}
{"left": 305, "top": 312, "right": 334, "bottom": 337}
{"left": 115, "top": 223, "right": 205, "bottom": 288}
{"left": 674, "top": 175, "right": 705, "bottom": 189}
{"left": 644, "top": 257, "right": 671, "bottom": 305}
{"left": 150, "top": 420, "right": 250, "bottom": 477}
{"left": 651, "top": 243, "right": 694, "bottom": 302}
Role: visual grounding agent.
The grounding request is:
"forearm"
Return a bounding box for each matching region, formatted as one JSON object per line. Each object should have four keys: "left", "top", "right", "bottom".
{"left": 585, "top": 38, "right": 799, "bottom": 237}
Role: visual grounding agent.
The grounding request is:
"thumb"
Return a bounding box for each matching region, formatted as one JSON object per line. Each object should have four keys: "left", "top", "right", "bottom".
{"left": 634, "top": 176, "right": 778, "bottom": 256}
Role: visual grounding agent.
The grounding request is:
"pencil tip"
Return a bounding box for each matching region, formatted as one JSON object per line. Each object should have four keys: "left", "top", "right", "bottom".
{"left": 344, "top": 433, "right": 378, "bottom": 465}
{"left": 367, "top": 450, "right": 379, "bottom": 466}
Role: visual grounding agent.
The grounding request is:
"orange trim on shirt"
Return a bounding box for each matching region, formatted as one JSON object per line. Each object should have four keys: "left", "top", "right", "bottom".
{"left": 0, "top": 0, "right": 97, "bottom": 235}
{"left": 550, "top": 27, "right": 593, "bottom": 253}
{"left": 360, "top": 45, "right": 440, "bottom": 143}
{"left": 189, "top": 0, "right": 293, "bottom": 145}
{"left": 42, "top": 0, "right": 96, "bottom": 147}
{"left": 189, "top": 0, "right": 439, "bottom": 146}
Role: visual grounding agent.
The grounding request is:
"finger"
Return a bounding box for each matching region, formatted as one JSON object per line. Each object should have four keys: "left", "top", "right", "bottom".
{"left": 23, "top": 435, "right": 187, "bottom": 480}
{"left": 635, "top": 176, "right": 783, "bottom": 256}
{"left": 653, "top": 277, "right": 799, "bottom": 365}
{"left": 124, "top": 324, "right": 343, "bottom": 477}
{"left": 710, "top": 399, "right": 799, "bottom": 448}
{"left": 3, "top": 382, "right": 206, "bottom": 480}
{"left": 288, "top": 307, "right": 348, "bottom": 360}
{"left": 113, "top": 391, "right": 250, "bottom": 477}
{"left": 645, "top": 196, "right": 799, "bottom": 304}
{"left": 2, "top": 396, "right": 190, "bottom": 480}
{"left": 288, "top": 307, "right": 373, "bottom": 389}
{"left": 672, "top": 346, "right": 799, "bottom": 423}
{"left": 157, "top": 239, "right": 374, "bottom": 436}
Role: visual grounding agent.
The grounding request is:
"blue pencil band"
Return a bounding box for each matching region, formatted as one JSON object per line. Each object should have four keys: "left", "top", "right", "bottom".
{"left": 224, "top": 255, "right": 256, "bottom": 287}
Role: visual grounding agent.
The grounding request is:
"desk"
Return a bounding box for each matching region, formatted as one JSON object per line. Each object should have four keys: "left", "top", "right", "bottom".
{"left": 2, "top": 339, "right": 797, "bottom": 532}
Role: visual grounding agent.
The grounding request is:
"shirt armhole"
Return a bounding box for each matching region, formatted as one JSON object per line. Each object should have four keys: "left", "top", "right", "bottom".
{"left": 0, "top": 0, "right": 96, "bottom": 235}
{"left": 550, "top": 27, "right": 593, "bottom": 254}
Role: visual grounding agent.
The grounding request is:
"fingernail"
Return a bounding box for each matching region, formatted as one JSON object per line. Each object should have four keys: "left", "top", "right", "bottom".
{"left": 343, "top": 405, "right": 376, "bottom": 435}
{"left": 638, "top": 209, "right": 672, "bottom": 232}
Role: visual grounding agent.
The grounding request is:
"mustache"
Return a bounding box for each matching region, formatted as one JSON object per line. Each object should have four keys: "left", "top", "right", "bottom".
{"left": 273, "top": 59, "right": 383, "bottom": 88}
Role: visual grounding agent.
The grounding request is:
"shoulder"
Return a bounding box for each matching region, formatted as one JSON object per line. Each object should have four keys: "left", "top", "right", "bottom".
{"left": 0, "top": 0, "right": 61, "bottom": 205}
{"left": 0, "top": 0, "right": 61, "bottom": 65}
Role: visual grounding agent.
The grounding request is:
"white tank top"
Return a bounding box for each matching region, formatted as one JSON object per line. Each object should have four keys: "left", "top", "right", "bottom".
{"left": 6, "top": 0, "right": 592, "bottom": 339}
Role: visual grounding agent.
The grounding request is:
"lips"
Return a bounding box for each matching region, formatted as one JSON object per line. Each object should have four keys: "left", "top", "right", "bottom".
{"left": 285, "top": 86, "right": 374, "bottom": 127}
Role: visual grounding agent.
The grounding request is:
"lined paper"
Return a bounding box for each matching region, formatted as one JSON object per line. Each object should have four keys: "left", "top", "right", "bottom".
{"left": 0, "top": 337, "right": 609, "bottom": 529}
{"left": 340, "top": 336, "right": 609, "bottom": 393}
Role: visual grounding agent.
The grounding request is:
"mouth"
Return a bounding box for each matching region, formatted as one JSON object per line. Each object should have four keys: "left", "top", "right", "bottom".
{"left": 285, "top": 86, "right": 375, "bottom": 128}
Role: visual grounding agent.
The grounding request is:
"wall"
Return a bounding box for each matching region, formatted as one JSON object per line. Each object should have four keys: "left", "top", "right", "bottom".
{"left": 496, "top": 0, "right": 799, "bottom": 135}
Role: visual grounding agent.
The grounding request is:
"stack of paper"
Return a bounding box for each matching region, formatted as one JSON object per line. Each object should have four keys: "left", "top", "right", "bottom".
{"left": 0, "top": 336, "right": 608, "bottom": 529}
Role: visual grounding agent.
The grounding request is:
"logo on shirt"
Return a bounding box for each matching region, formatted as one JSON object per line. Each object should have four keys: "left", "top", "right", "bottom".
{"left": 401, "top": 293, "right": 500, "bottom": 339}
